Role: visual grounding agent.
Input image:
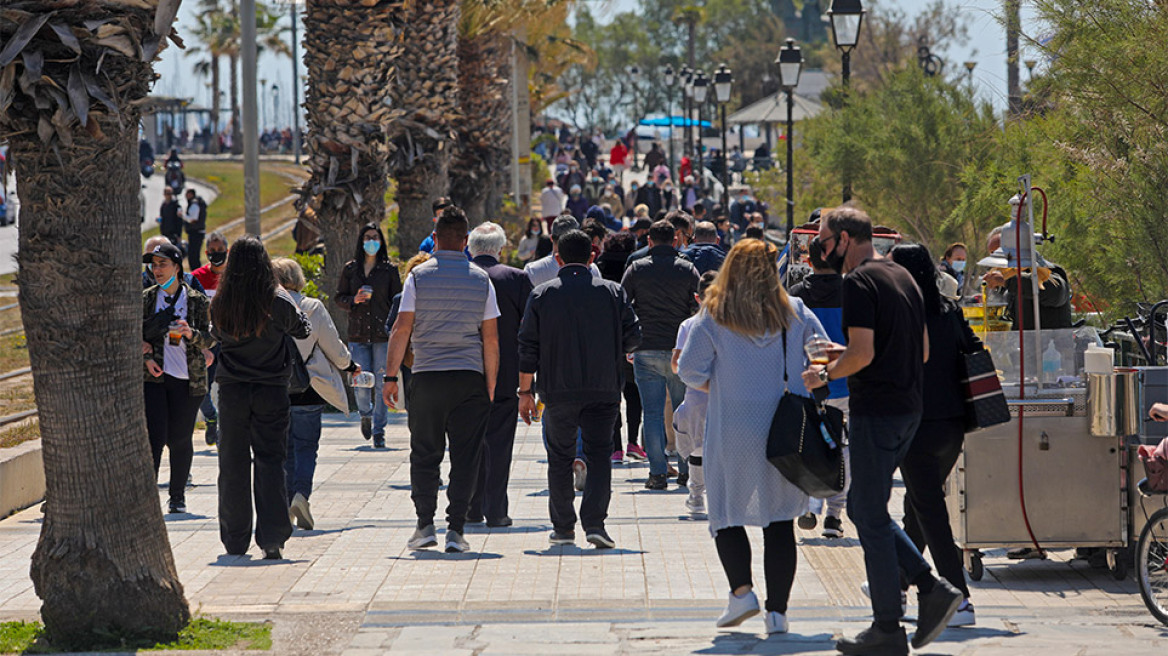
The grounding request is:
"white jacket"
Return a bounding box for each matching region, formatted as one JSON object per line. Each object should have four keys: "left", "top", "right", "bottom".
{"left": 290, "top": 291, "right": 353, "bottom": 413}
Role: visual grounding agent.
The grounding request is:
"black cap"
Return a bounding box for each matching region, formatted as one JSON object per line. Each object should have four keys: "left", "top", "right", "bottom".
{"left": 631, "top": 218, "right": 652, "bottom": 231}
{"left": 143, "top": 242, "right": 183, "bottom": 265}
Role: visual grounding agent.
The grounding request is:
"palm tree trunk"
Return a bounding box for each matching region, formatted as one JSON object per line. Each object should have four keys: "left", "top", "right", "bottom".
{"left": 299, "top": 0, "right": 405, "bottom": 335}
{"left": 229, "top": 53, "right": 241, "bottom": 155}
{"left": 451, "top": 32, "right": 511, "bottom": 226}
{"left": 12, "top": 116, "right": 189, "bottom": 650}
{"left": 390, "top": 0, "right": 460, "bottom": 253}
{"left": 210, "top": 55, "right": 222, "bottom": 153}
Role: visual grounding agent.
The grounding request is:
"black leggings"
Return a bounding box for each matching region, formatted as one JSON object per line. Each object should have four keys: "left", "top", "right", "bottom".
{"left": 144, "top": 374, "right": 204, "bottom": 503}
{"left": 614, "top": 360, "right": 642, "bottom": 451}
{"left": 714, "top": 521, "right": 797, "bottom": 614}
{"left": 901, "top": 417, "right": 970, "bottom": 598}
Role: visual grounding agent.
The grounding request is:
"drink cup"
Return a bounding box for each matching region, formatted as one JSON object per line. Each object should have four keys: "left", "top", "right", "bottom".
{"left": 804, "top": 333, "right": 830, "bottom": 365}
{"left": 167, "top": 322, "right": 183, "bottom": 346}
{"left": 359, "top": 285, "right": 373, "bottom": 300}
{"left": 351, "top": 371, "right": 376, "bottom": 388}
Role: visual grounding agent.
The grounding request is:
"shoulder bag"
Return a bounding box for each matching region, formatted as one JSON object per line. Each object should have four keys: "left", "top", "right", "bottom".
{"left": 954, "top": 310, "right": 1010, "bottom": 432}
{"left": 766, "top": 330, "right": 847, "bottom": 498}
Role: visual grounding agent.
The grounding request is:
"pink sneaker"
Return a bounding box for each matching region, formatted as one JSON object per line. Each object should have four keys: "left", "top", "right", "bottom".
{"left": 611, "top": 450, "right": 624, "bottom": 464}
{"left": 626, "top": 444, "right": 647, "bottom": 460}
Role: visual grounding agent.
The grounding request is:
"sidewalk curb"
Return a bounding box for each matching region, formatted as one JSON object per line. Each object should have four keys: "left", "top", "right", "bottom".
{"left": 0, "top": 439, "right": 43, "bottom": 518}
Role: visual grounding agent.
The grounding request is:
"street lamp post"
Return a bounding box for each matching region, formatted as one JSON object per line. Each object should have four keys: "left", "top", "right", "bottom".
{"left": 827, "top": 0, "right": 865, "bottom": 203}
{"left": 714, "top": 64, "right": 733, "bottom": 208}
{"left": 691, "top": 70, "right": 708, "bottom": 196}
{"left": 272, "top": 84, "right": 280, "bottom": 130}
{"left": 964, "top": 61, "right": 977, "bottom": 92}
{"left": 664, "top": 65, "right": 675, "bottom": 181}
{"left": 628, "top": 65, "right": 641, "bottom": 171}
{"left": 776, "top": 38, "right": 803, "bottom": 240}
{"left": 290, "top": 0, "right": 301, "bottom": 163}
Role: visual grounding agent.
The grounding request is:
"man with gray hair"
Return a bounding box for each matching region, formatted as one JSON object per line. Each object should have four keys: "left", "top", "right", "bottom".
{"left": 524, "top": 215, "right": 602, "bottom": 287}
{"left": 466, "top": 222, "right": 533, "bottom": 527}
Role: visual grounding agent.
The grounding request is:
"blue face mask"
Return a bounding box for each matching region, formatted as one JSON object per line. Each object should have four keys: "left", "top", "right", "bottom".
{"left": 363, "top": 240, "right": 380, "bottom": 256}
{"left": 161, "top": 274, "right": 177, "bottom": 289}
{"left": 952, "top": 260, "right": 966, "bottom": 273}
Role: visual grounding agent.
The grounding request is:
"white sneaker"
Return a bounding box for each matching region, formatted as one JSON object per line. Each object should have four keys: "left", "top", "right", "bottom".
{"left": 685, "top": 495, "right": 706, "bottom": 515}
{"left": 948, "top": 599, "right": 976, "bottom": 627}
{"left": 716, "top": 590, "right": 760, "bottom": 627}
{"left": 407, "top": 525, "right": 438, "bottom": 550}
{"left": 445, "top": 530, "right": 470, "bottom": 553}
{"left": 289, "top": 492, "right": 314, "bottom": 530}
{"left": 860, "top": 580, "right": 908, "bottom": 617}
{"left": 763, "top": 611, "right": 789, "bottom": 634}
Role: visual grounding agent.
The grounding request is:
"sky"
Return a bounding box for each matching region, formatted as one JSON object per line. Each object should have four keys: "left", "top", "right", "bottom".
{"left": 149, "top": 0, "right": 1042, "bottom": 131}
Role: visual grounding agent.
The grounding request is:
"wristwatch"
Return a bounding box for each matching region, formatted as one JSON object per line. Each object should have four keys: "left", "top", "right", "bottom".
{"left": 517, "top": 388, "right": 534, "bottom": 396}
{"left": 384, "top": 375, "right": 399, "bottom": 383}
{"left": 817, "top": 368, "right": 831, "bottom": 384}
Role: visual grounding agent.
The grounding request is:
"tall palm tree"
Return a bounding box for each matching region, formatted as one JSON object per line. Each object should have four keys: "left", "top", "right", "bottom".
{"left": 297, "top": 0, "right": 406, "bottom": 335}
{"left": 0, "top": 0, "right": 189, "bottom": 648}
{"left": 186, "top": 2, "right": 231, "bottom": 152}
{"left": 389, "top": 0, "right": 461, "bottom": 254}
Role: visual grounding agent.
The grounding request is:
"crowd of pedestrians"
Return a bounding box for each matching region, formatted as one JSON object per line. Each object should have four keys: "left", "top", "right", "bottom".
{"left": 140, "top": 183, "right": 980, "bottom": 653}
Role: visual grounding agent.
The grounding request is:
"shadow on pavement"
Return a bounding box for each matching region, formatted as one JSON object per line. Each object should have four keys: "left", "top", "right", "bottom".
{"left": 390, "top": 551, "right": 504, "bottom": 562}
{"left": 291, "top": 524, "right": 376, "bottom": 537}
{"left": 210, "top": 554, "right": 309, "bottom": 567}
{"left": 696, "top": 631, "right": 836, "bottom": 654}
{"left": 523, "top": 547, "right": 646, "bottom": 557}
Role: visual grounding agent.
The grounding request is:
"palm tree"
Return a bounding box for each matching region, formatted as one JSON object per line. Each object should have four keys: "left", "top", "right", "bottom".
{"left": 0, "top": 0, "right": 189, "bottom": 648}
{"left": 186, "top": 3, "right": 232, "bottom": 152}
{"left": 389, "top": 0, "right": 461, "bottom": 254}
{"left": 297, "top": 0, "right": 406, "bottom": 335}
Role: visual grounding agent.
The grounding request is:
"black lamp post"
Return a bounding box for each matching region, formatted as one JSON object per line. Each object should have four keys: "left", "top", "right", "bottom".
{"left": 664, "top": 64, "right": 675, "bottom": 181}
{"left": 776, "top": 38, "right": 803, "bottom": 240}
{"left": 692, "top": 70, "right": 709, "bottom": 195}
{"left": 828, "top": 0, "right": 864, "bottom": 203}
{"left": 628, "top": 64, "right": 641, "bottom": 170}
{"left": 714, "top": 64, "right": 733, "bottom": 207}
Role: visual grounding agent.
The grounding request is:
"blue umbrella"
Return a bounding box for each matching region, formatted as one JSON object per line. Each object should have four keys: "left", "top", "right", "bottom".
{"left": 639, "top": 116, "right": 712, "bottom": 128}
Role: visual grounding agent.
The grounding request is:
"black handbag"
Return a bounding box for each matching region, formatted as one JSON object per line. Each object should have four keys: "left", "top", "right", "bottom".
{"left": 766, "top": 331, "right": 847, "bottom": 498}
{"left": 951, "top": 309, "right": 1010, "bottom": 432}
{"left": 287, "top": 336, "right": 312, "bottom": 395}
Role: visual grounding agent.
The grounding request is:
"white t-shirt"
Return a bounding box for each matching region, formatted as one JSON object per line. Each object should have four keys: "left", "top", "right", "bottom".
{"left": 675, "top": 315, "right": 697, "bottom": 352}
{"left": 399, "top": 273, "right": 501, "bottom": 321}
{"left": 154, "top": 286, "right": 189, "bottom": 380}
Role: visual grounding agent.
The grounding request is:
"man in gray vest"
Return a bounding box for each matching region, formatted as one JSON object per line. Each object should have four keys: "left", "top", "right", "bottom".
{"left": 524, "top": 214, "right": 602, "bottom": 287}
{"left": 383, "top": 206, "right": 501, "bottom": 554}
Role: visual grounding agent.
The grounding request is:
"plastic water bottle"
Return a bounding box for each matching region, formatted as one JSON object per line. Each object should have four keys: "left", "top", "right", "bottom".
{"left": 351, "top": 372, "right": 375, "bottom": 388}
{"left": 1042, "top": 340, "right": 1062, "bottom": 385}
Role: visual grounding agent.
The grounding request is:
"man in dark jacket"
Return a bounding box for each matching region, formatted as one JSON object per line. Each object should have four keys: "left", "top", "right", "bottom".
{"left": 635, "top": 179, "right": 663, "bottom": 218}
{"left": 183, "top": 188, "right": 208, "bottom": 270}
{"left": 159, "top": 186, "right": 183, "bottom": 246}
{"left": 626, "top": 211, "right": 693, "bottom": 269}
{"left": 519, "top": 230, "right": 641, "bottom": 549}
{"left": 467, "top": 222, "right": 533, "bottom": 528}
{"left": 621, "top": 219, "right": 700, "bottom": 490}
{"left": 681, "top": 221, "right": 726, "bottom": 274}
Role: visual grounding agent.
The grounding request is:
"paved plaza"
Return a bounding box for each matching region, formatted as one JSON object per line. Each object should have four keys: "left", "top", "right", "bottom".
{"left": 1, "top": 411, "right": 1167, "bottom": 654}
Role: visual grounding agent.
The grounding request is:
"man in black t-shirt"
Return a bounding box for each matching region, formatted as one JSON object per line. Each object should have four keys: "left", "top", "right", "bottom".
{"left": 802, "top": 207, "right": 961, "bottom": 655}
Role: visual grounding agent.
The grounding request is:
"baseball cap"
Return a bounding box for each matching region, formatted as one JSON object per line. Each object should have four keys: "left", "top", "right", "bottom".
{"left": 142, "top": 242, "right": 183, "bottom": 265}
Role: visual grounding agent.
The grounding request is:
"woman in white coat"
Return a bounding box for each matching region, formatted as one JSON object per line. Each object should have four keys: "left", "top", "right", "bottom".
{"left": 677, "top": 239, "right": 826, "bottom": 635}
{"left": 272, "top": 258, "right": 360, "bottom": 530}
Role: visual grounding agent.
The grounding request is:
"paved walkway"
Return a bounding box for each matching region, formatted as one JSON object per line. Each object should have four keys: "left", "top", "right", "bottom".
{"left": 0, "top": 411, "right": 1165, "bottom": 654}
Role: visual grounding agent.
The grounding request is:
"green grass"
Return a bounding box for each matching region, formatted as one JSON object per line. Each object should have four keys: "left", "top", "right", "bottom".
{"left": 0, "top": 618, "right": 272, "bottom": 653}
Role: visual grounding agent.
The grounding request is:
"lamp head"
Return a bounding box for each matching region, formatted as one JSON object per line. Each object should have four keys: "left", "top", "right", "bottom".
{"left": 713, "top": 64, "right": 733, "bottom": 104}
{"left": 775, "top": 38, "right": 804, "bottom": 89}
{"left": 827, "top": 0, "right": 865, "bottom": 51}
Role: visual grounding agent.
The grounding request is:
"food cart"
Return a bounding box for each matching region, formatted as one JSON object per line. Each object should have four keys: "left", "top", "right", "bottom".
{"left": 945, "top": 176, "right": 1149, "bottom": 580}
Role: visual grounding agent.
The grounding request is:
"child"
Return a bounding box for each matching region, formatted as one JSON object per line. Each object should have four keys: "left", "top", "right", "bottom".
{"left": 672, "top": 271, "right": 717, "bottom": 515}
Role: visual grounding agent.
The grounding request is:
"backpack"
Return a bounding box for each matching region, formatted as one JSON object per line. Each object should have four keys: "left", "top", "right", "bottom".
{"left": 287, "top": 335, "right": 311, "bottom": 395}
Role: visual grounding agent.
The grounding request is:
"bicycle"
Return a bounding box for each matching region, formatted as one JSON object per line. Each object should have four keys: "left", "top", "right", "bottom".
{"left": 1135, "top": 476, "right": 1168, "bottom": 625}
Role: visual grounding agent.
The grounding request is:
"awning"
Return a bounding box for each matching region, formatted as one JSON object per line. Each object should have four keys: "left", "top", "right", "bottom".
{"left": 638, "top": 116, "right": 712, "bottom": 128}
{"left": 726, "top": 92, "right": 825, "bottom": 125}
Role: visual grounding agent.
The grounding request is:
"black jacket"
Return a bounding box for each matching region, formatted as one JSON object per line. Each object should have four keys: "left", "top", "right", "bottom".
{"left": 596, "top": 249, "right": 633, "bottom": 283}
{"left": 923, "top": 301, "right": 983, "bottom": 421}
{"left": 1003, "top": 264, "right": 1073, "bottom": 331}
{"left": 335, "top": 259, "right": 403, "bottom": 343}
{"left": 620, "top": 245, "right": 700, "bottom": 351}
{"left": 159, "top": 199, "right": 182, "bottom": 243}
{"left": 473, "top": 255, "right": 534, "bottom": 399}
{"left": 518, "top": 266, "right": 641, "bottom": 404}
{"left": 213, "top": 288, "right": 312, "bottom": 387}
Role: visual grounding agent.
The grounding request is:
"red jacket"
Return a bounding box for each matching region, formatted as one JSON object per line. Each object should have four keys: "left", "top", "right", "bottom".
{"left": 609, "top": 142, "right": 628, "bottom": 166}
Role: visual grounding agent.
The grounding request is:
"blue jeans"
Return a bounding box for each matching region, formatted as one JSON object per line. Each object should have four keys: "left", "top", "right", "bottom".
{"left": 285, "top": 404, "right": 323, "bottom": 500}
{"left": 633, "top": 350, "right": 689, "bottom": 477}
{"left": 200, "top": 346, "right": 220, "bottom": 421}
{"left": 847, "top": 412, "right": 931, "bottom": 623}
{"left": 349, "top": 341, "right": 388, "bottom": 436}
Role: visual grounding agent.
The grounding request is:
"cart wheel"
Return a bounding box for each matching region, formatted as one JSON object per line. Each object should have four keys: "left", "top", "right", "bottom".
{"left": 1137, "top": 507, "right": 1168, "bottom": 625}
{"left": 965, "top": 551, "right": 984, "bottom": 582}
{"left": 1108, "top": 548, "right": 1129, "bottom": 581}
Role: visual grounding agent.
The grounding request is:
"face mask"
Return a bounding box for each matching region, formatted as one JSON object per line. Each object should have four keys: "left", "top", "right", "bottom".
{"left": 161, "top": 274, "right": 177, "bottom": 289}
{"left": 363, "top": 239, "right": 380, "bottom": 256}
{"left": 952, "top": 260, "right": 966, "bottom": 273}
{"left": 208, "top": 251, "right": 227, "bottom": 266}
{"left": 664, "top": 186, "right": 673, "bottom": 193}
{"left": 823, "top": 239, "right": 847, "bottom": 274}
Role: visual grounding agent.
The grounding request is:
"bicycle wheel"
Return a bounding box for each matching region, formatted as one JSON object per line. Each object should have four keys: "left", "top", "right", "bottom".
{"left": 1137, "top": 507, "right": 1168, "bottom": 626}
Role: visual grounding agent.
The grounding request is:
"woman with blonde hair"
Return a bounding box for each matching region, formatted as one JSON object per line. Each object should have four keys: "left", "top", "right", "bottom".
{"left": 271, "top": 257, "right": 360, "bottom": 530}
{"left": 677, "top": 239, "right": 827, "bottom": 634}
